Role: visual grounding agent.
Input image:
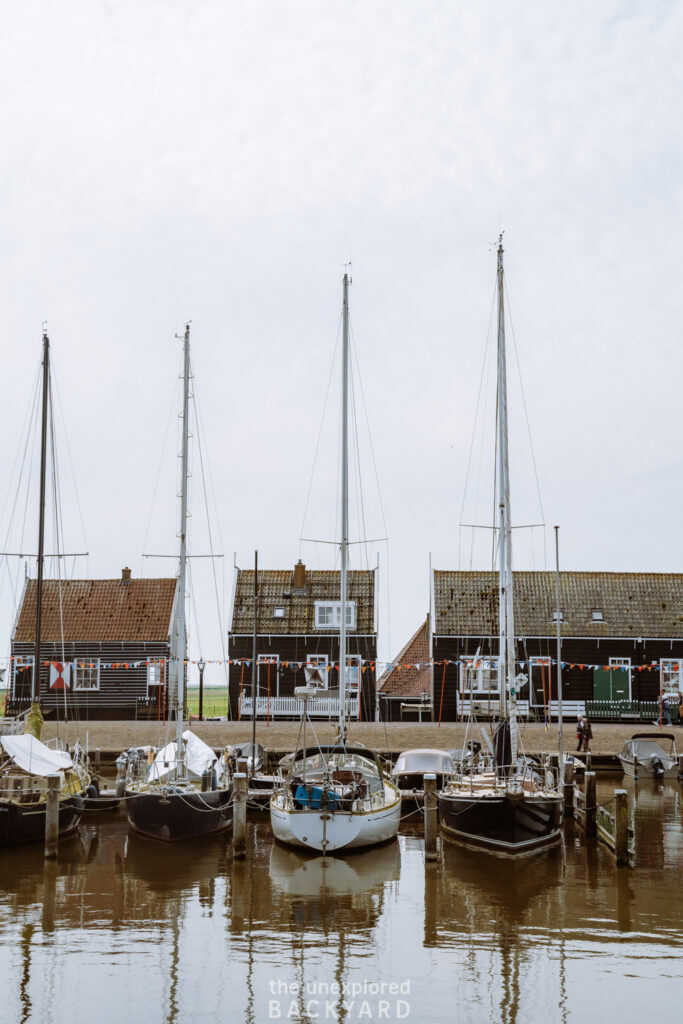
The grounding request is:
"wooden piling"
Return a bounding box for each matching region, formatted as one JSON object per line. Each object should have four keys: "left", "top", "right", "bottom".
{"left": 424, "top": 773, "right": 437, "bottom": 860}
{"left": 633, "top": 754, "right": 638, "bottom": 781}
{"left": 585, "top": 751, "right": 592, "bottom": 772}
{"left": 94, "top": 748, "right": 101, "bottom": 775}
{"left": 584, "top": 771, "right": 597, "bottom": 836}
{"left": 45, "top": 774, "right": 60, "bottom": 860}
{"left": 614, "top": 789, "right": 628, "bottom": 865}
{"left": 563, "top": 759, "right": 574, "bottom": 818}
{"left": 233, "top": 772, "right": 247, "bottom": 859}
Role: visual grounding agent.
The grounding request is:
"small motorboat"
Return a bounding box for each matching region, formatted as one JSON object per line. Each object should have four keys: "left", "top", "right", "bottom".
{"left": 619, "top": 733, "right": 680, "bottom": 779}
{"left": 391, "top": 748, "right": 455, "bottom": 800}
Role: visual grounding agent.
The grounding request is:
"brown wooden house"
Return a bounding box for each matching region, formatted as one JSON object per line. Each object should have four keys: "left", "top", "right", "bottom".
{"left": 377, "top": 615, "right": 433, "bottom": 721}
{"left": 8, "top": 568, "right": 179, "bottom": 720}
{"left": 228, "top": 560, "right": 377, "bottom": 721}
{"left": 432, "top": 570, "right": 683, "bottom": 722}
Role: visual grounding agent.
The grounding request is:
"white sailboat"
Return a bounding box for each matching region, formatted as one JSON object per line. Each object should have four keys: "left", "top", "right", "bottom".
{"left": 121, "top": 324, "right": 232, "bottom": 841}
{"left": 438, "top": 238, "right": 562, "bottom": 856}
{"left": 270, "top": 273, "right": 401, "bottom": 853}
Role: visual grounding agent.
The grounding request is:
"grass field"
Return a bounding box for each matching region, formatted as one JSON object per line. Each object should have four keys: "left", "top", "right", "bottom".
{"left": 185, "top": 686, "right": 229, "bottom": 718}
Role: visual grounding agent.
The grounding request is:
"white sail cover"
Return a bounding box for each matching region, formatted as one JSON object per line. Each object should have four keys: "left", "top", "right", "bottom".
{"left": 149, "top": 730, "right": 218, "bottom": 782}
{"left": 1, "top": 734, "right": 74, "bottom": 776}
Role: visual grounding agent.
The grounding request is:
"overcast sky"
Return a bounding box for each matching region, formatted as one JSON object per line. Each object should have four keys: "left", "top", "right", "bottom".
{"left": 1, "top": 1, "right": 681, "bottom": 675}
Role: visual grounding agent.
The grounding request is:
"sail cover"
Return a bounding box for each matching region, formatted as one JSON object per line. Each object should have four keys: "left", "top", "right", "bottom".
{"left": 1, "top": 734, "right": 74, "bottom": 776}
{"left": 149, "top": 730, "right": 218, "bottom": 782}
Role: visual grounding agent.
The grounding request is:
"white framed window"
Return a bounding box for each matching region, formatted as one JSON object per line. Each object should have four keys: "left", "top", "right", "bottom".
{"left": 460, "top": 656, "right": 499, "bottom": 694}
{"left": 314, "top": 601, "right": 357, "bottom": 630}
{"left": 147, "top": 660, "right": 163, "bottom": 696}
{"left": 306, "top": 654, "right": 329, "bottom": 689}
{"left": 552, "top": 610, "right": 565, "bottom": 622}
{"left": 591, "top": 609, "right": 604, "bottom": 622}
{"left": 273, "top": 606, "right": 285, "bottom": 619}
{"left": 75, "top": 658, "right": 100, "bottom": 691}
{"left": 660, "top": 659, "right": 683, "bottom": 694}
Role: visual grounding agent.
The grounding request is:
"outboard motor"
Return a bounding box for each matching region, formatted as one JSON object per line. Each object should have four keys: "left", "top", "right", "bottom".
{"left": 651, "top": 757, "right": 664, "bottom": 777}
{"left": 115, "top": 753, "right": 128, "bottom": 798}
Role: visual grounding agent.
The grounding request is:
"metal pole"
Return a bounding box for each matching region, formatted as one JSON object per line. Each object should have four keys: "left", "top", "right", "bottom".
{"left": 251, "top": 551, "right": 259, "bottom": 758}
{"left": 33, "top": 332, "right": 50, "bottom": 705}
{"left": 554, "top": 526, "right": 563, "bottom": 768}
{"left": 176, "top": 324, "right": 191, "bottom": 773}
{"left": 424, "top": 773, "right": 437, "bottom": 860}
{"left": 198, "top": 658, "right": 205, "bottom": 721}
{"left": 45, "top": 773, "right": 60, "bottom": 859}
{"left": 339, "top": 272, "right": 350, "bottom": 744}
{"left": 584, "top": 771, "right": 597, "bottom": 837}
{"left": 233, "top": 772, "right": 247, "bottom": 859}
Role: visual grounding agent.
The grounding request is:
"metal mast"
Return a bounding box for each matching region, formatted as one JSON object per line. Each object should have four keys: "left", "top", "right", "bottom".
{"left": 251, "top": 550, "right": 259, "bottom": 760}
{"left": 496, "top": 237, "right": 517, "bottom": 763}
{"left": 554, "top": 527, "right": 564, "bottom": 768}
{"left": 176, "top": 323, "right": 191, "bottom": 770}
{"left": 33, "top": 331, "right": 50, "bottom": 705}
{"left": 339, "top": 273, "right": 350, "bottom": 743}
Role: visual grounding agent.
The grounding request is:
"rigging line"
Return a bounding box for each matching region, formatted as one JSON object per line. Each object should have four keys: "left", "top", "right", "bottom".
{"left": 140, "top": 360, "right": 182, "bottom": 576}
{"left": 459, "top": 278, "right": 497, "bottom": 561}
{"left": 299, "top": 311, "right": 343, "bottom": 554}
{"left": 191, "top": 367, "right": 230, "bottom": 694}
{"left": 50, "top": 356, "right": 89, "bottom": 558}
{"left": 503, "top": 278, "right": 546, "bottom": 527}
{"left": 48, "top": 375, "right": 68, "bottom": 721}
{"left": 348, "top": 326, "right": 369, "bottom": 572}
{"left": 0, "top": 366, "right": 41, "bottom": 537}
{"left": 347, "top": 320, "right": 391, "bottom": 655}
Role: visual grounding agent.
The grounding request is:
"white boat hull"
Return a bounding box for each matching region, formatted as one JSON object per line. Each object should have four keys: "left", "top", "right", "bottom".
{"left": 270, "top": 783, "right": 401, "bottom": 852}
{"left": 619, "top": 756, "right": 679, "bottom": 780}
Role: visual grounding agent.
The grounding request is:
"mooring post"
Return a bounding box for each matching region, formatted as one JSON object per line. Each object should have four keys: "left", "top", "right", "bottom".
{"left": 614, "top": 788, "right": 628, "bottom": 865}
{"left": 94, "top": 748, "right": 101, "bottom": 775}
{"left": 678, "top": 755, "right": 683, "bottom": 781}
{"left": 584, "top": 771, "right": 597, "bottom": 837}
{"left": 233, "top": 772, "right": 247, "bottom": 859}
{"left": 563, "top": 759, "right": 574, "bottom": 818}
{"left": 424, "top": 773, "right": 437, "bottom": 860}
{"left": 633, "top": 754, "right": 638, "bottom": 781}
{"left": 45, "top": 773, "right": 60, "bottom": 860}
{"left": 585, "top": 751, "right": 592, "bottom": 773}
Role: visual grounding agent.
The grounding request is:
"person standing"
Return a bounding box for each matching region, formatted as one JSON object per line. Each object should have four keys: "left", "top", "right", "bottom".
{"left": 576, "top": 716, "right": 585, "bottom": 752}
{"left": 582, "top": 716, "right": 593, "bottom": 753}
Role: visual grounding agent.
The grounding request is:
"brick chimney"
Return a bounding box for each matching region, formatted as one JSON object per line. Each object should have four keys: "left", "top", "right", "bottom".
{"left": 121, "top": 567, "right": 132, "bottom": 583}
{"left": 293, "top": 560, "right": 306, "bottom": 592}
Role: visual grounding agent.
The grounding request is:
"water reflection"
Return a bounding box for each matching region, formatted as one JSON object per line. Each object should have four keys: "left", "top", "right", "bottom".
{"left": 0, "top": 782, "right": 680, "bottom": 1024}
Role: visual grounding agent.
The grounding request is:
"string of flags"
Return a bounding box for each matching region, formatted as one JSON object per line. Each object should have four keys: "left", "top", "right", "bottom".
{"left": 7, "top": 655, "right": 678, "bottom": 673}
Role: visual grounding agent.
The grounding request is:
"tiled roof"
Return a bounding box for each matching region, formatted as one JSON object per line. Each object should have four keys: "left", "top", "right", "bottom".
{"left": 231, "top": 568, "right": 375, "bottom": 634}
{"left": 434, "top": 571, "right": 683, "bottom": 639}
{"left": 379, "top": 616, "right": 431, "bottom": 697}
{"left": 13, "top": 578, "right": 178, "bottom": 643}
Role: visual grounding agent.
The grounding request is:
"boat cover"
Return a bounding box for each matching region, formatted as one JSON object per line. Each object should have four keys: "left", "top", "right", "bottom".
{"left": 394, "top": 749, "right": 454, "bottom": 774}
{"left": 149, "top": 730, "right": 218, "bottom": 782}
{"left": 0, "top": 734, "right": 74, "bottom": 776}
{"left": 622, "top": 738, "right": 673, "bottom": 760}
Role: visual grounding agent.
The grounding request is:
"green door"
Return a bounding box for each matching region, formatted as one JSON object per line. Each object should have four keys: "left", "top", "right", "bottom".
{"left": 593, "top": 667, "right": 629, "bottom": 701}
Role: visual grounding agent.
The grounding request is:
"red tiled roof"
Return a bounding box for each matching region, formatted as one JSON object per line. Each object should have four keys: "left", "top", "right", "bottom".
{"left": 13, "top": 578, "right": 177, "bottom": 643}
{"left": 378, "top": 615, "right": 431, "bottom": 698}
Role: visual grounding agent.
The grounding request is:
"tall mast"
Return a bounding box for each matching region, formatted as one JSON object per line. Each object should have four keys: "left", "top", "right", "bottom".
{"left": 176, "top": 323, "right": 191, "bottom": 769}
{"left": 251, "top": 550, "right": 259, "bottom": 759}
{"left": 33, "top": 331, "right": 50, "bottom": 705}
{"left": 554, "top": 527, "right": 564, "bottom": 768}
{"left": 339, "top": 272, "right": 350, "bottom": 743}
{"left": 496, "top": 237, "right": 517, "bottom": 763}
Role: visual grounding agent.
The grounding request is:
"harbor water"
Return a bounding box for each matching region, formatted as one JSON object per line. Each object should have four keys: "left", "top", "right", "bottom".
{"left": 0, "top": 777, "right": 681, "bottom": 1024}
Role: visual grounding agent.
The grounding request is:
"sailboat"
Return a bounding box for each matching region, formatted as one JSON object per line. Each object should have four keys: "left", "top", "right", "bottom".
{"left": 0, "top": 332, "right": 91, "bottom": 847}
{"left": 269, "top": 273, "right": 401, "bottom": 853}
{"left": 121, "top": 324, "right": 232, "bottom": 842}
{"left": 438, "top": 238, "right": 562, "bottom": 856}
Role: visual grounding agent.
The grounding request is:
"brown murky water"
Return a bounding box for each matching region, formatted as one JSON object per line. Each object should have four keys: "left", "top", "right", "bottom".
{"left": 0, "top": 777, "right": 681, "bottom": 1024}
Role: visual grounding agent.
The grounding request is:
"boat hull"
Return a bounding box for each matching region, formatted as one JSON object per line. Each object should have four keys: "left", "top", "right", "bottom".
{"left": 438, "top": 790, "right": 562, "bottom": 856}
{"left": 619, "top": 756, "right": 679, "bottom": 780}
{"left": 270, "top": 792, "right": 401, "bottom": 853}
{"left": 0, "top": 794, "right": 84, "bottom": 848}
{"left": 125, "top": 787, "right": 232, "bottom": 842}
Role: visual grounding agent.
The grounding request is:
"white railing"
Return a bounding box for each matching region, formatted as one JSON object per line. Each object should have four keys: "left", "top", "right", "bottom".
{"left": 239, "top": 694, "right": 359, "bottom": 718}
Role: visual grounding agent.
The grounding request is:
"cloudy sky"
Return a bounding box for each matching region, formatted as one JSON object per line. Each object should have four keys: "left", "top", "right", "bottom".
{"left": 1, "top": 1, "right": 681, "bottom": 674}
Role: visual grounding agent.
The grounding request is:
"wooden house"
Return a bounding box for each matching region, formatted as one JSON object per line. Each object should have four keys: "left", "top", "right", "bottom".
{"left": 377, "top": 615, "right": 433, "bottom": 721}
{"left": 432, "top": 570, "right": 683, "bottom": 722}
{"left": 8, "top": 568, "right": 179, "bottom": 720}
{"left": 228, "top": 560, "right": 377, "bottom": 721}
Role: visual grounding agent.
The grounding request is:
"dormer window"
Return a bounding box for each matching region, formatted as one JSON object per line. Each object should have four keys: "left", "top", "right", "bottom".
{"left": 552, "top": 610, "right": 565, "bottom": 622}
{"left": 273, "top": 606, "right": 285, "bottom": 619}
{"left": 315, "top": 601, "right": 357, "bottom": 629}
{"left": 591, "top": 609, "right": 604, "bottom": 622}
